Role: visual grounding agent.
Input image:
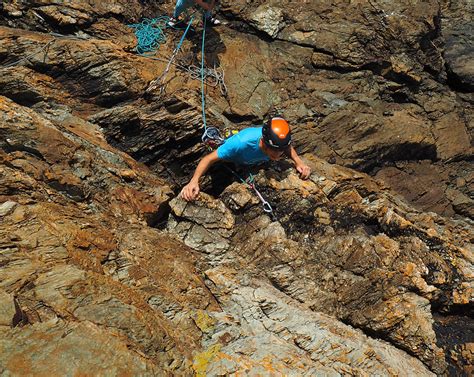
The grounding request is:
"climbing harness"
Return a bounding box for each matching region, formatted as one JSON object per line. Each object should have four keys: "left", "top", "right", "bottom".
{"left": 201, "top": 126, "right": 225, "bottom": 149}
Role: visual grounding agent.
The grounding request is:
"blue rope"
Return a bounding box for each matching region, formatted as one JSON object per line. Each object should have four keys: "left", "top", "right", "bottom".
{"left": 128, "top": 16, "right": 195, "bottom": 55}
{"left": 130, "top": 15, "right": 208, "bottom": 133}
{"left": 201, "top": 16, "right": 208, "bottom": 131}
{"left": 196, "top": 19, "right": 272, "bottom": 215}
{"left": 175, "top": 15, "right": 195, "bottom": 54}
{"left": 128, "top": 17, "right": 169, "bottom": 55}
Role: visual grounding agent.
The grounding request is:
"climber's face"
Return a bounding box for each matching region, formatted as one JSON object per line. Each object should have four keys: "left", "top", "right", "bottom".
{"left": 261, "top": 141, "right": 285, "bottom": 160}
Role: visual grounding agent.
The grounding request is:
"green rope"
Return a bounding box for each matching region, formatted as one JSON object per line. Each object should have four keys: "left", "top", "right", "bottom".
{"left": 128, "top": 17, "right": 169, "bottom": 55}
{"left": 129, "top": 16, "right": 195, "bottom": 55}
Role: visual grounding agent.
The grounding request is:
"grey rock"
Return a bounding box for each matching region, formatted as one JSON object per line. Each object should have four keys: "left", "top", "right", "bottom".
{"left": 0, "top": 201, "right": 18, "bottom": 217}
{"left": 250, "top": 4, "right": 284, "bottom": 38}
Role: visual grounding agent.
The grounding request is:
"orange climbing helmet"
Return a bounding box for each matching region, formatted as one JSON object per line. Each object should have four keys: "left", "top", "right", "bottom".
{"left": 262, "top": 116, "right": 292, "bottom": 150}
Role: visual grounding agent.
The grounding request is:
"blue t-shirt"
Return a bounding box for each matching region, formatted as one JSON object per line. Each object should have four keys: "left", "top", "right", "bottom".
{"left": 217, "top": 127, "right": 269, "bottom": 165}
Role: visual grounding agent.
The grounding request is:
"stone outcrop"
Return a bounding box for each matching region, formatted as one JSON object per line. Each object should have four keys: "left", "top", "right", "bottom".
{"left": 0, "top": 0, "right": 472, "bottom": 375}
{"left": 0, "top": 96, "right": 218, "bottom": 374}
{"left": 167, "top": 159, "right": 473, "bottom": 375}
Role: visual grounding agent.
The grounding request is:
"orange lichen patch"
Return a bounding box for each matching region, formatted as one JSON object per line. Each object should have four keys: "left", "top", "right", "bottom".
{"left": 259, "top": 355, "right": 282, "bottom": 374}
{"left": 117, "top": 230, "right": 221, "bottom": 313}
{"left": 0, "top": 25, "right": 54, "bottom": 42}
{"left": 373, "top": 234, "right": 399, "bottom": 250}
{"left": 77, "top": 273, "right": 204, "bottom": 358}
{"left": 132, "top": 55, "right": 169, "bottom": 83}
{"left": 2, "top": 319, "right": 165, "bottom": 375}
{"left": 68, "top": 249, "right": 104, "bottom": 273}
{"left": 127, "top": 265, "right": 148, "bottom": 282}
{"left": 70, "top": 228, "right": 116, "bottom": 257}
{"left": 60, "top": 116, "right": 113, "bottom": 152}
{"left": 117, "top": 169, "right": 138, "bottom": 180}
{"left": 74, "top": 372, "right": 96, "bottom": 377}
{"left": 0, "top": 97, "right": 77, "bottom": 164}
{"left": 44, "top": 167, "right": 83, "bottom": 186}
{"left": 18, "top": 202, "right": 115, "bottom": 271}
{"left": 333, "top": 189, "right": 363, "bottom": 205}
{"left": 10, "top": 205, "right": 30, "bottom": 224}
{"left": 5, "top": 353, "right": 34, "bottom": 376}
{"left": 402, "top": 262, "right": 417, "bottom": 276}
{"left": 2, "top": 66, "right": 74, "bottom": 103}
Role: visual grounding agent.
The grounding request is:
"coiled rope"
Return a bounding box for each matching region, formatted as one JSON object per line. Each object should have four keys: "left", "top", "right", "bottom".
{"left": 135, "top": 54, "right": 227, "bottom": 95}
{"left": 129, "top": 13, "right": 227, "bottom": 97}
{"left": 187, "top": 63, "right": 227, "bottom": 96}
{"left": 128, "top": 17, "right": 170, "bottom": 55}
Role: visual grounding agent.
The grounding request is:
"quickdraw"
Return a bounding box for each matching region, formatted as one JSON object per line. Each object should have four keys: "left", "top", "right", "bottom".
{"left": 223, "top": 166, "right": 274, "bottom": 216}
{"left": 243, "top": 173, "right": 274, "bottom": 215}
{"left": 202, "top": 126, "right": 225, "bottom": 149}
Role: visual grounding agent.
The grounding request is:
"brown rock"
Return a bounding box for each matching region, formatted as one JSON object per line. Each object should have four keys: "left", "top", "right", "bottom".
{"left": 1, "top": 2, "right": 472, "bottom": 375}
{"left": 433, "top": 113, "right": 472, "bottom": 160}
{"left": 0, "top": 319, "right": 164, "bottom": 375}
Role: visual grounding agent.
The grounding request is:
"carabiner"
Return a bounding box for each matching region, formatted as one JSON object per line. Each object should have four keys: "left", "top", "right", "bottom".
{"left": 251, "top": 185, "right": 273, "bottom": 214}
{"left": 262, "top": 200, "right": 273, "bottom": 213}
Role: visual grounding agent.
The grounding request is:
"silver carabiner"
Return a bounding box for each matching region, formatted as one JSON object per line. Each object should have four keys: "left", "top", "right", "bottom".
{"left": 252, "top": 185, "right": 273, "bottom": 214}
{"left": 262, "top": 200, "right": 273, "bottom": 213}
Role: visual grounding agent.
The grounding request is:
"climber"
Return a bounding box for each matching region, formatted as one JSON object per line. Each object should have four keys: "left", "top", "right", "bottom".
{"left": 168, "top": 0, "right": 221, "bottom": 27}
{"left": 180, "top": 117, "right": 312, "bottom": 201}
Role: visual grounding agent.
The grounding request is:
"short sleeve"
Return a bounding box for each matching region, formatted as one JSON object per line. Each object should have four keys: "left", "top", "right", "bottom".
{"left": 217, "top": 135, "right": 241, "bottom": 161}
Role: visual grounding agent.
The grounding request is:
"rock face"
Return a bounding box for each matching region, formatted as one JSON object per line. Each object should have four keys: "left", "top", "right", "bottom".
{"left": 0, "top": 0, "right": 473, "bottom": 376}
{"left": 441, "top": 0, "right": 474, "bottom": 91}
{"left": 167, "top": 161, "right": 473, "bottom": 375}
{"left": 0, "top": 96, "right": 217, "bottom": 374}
